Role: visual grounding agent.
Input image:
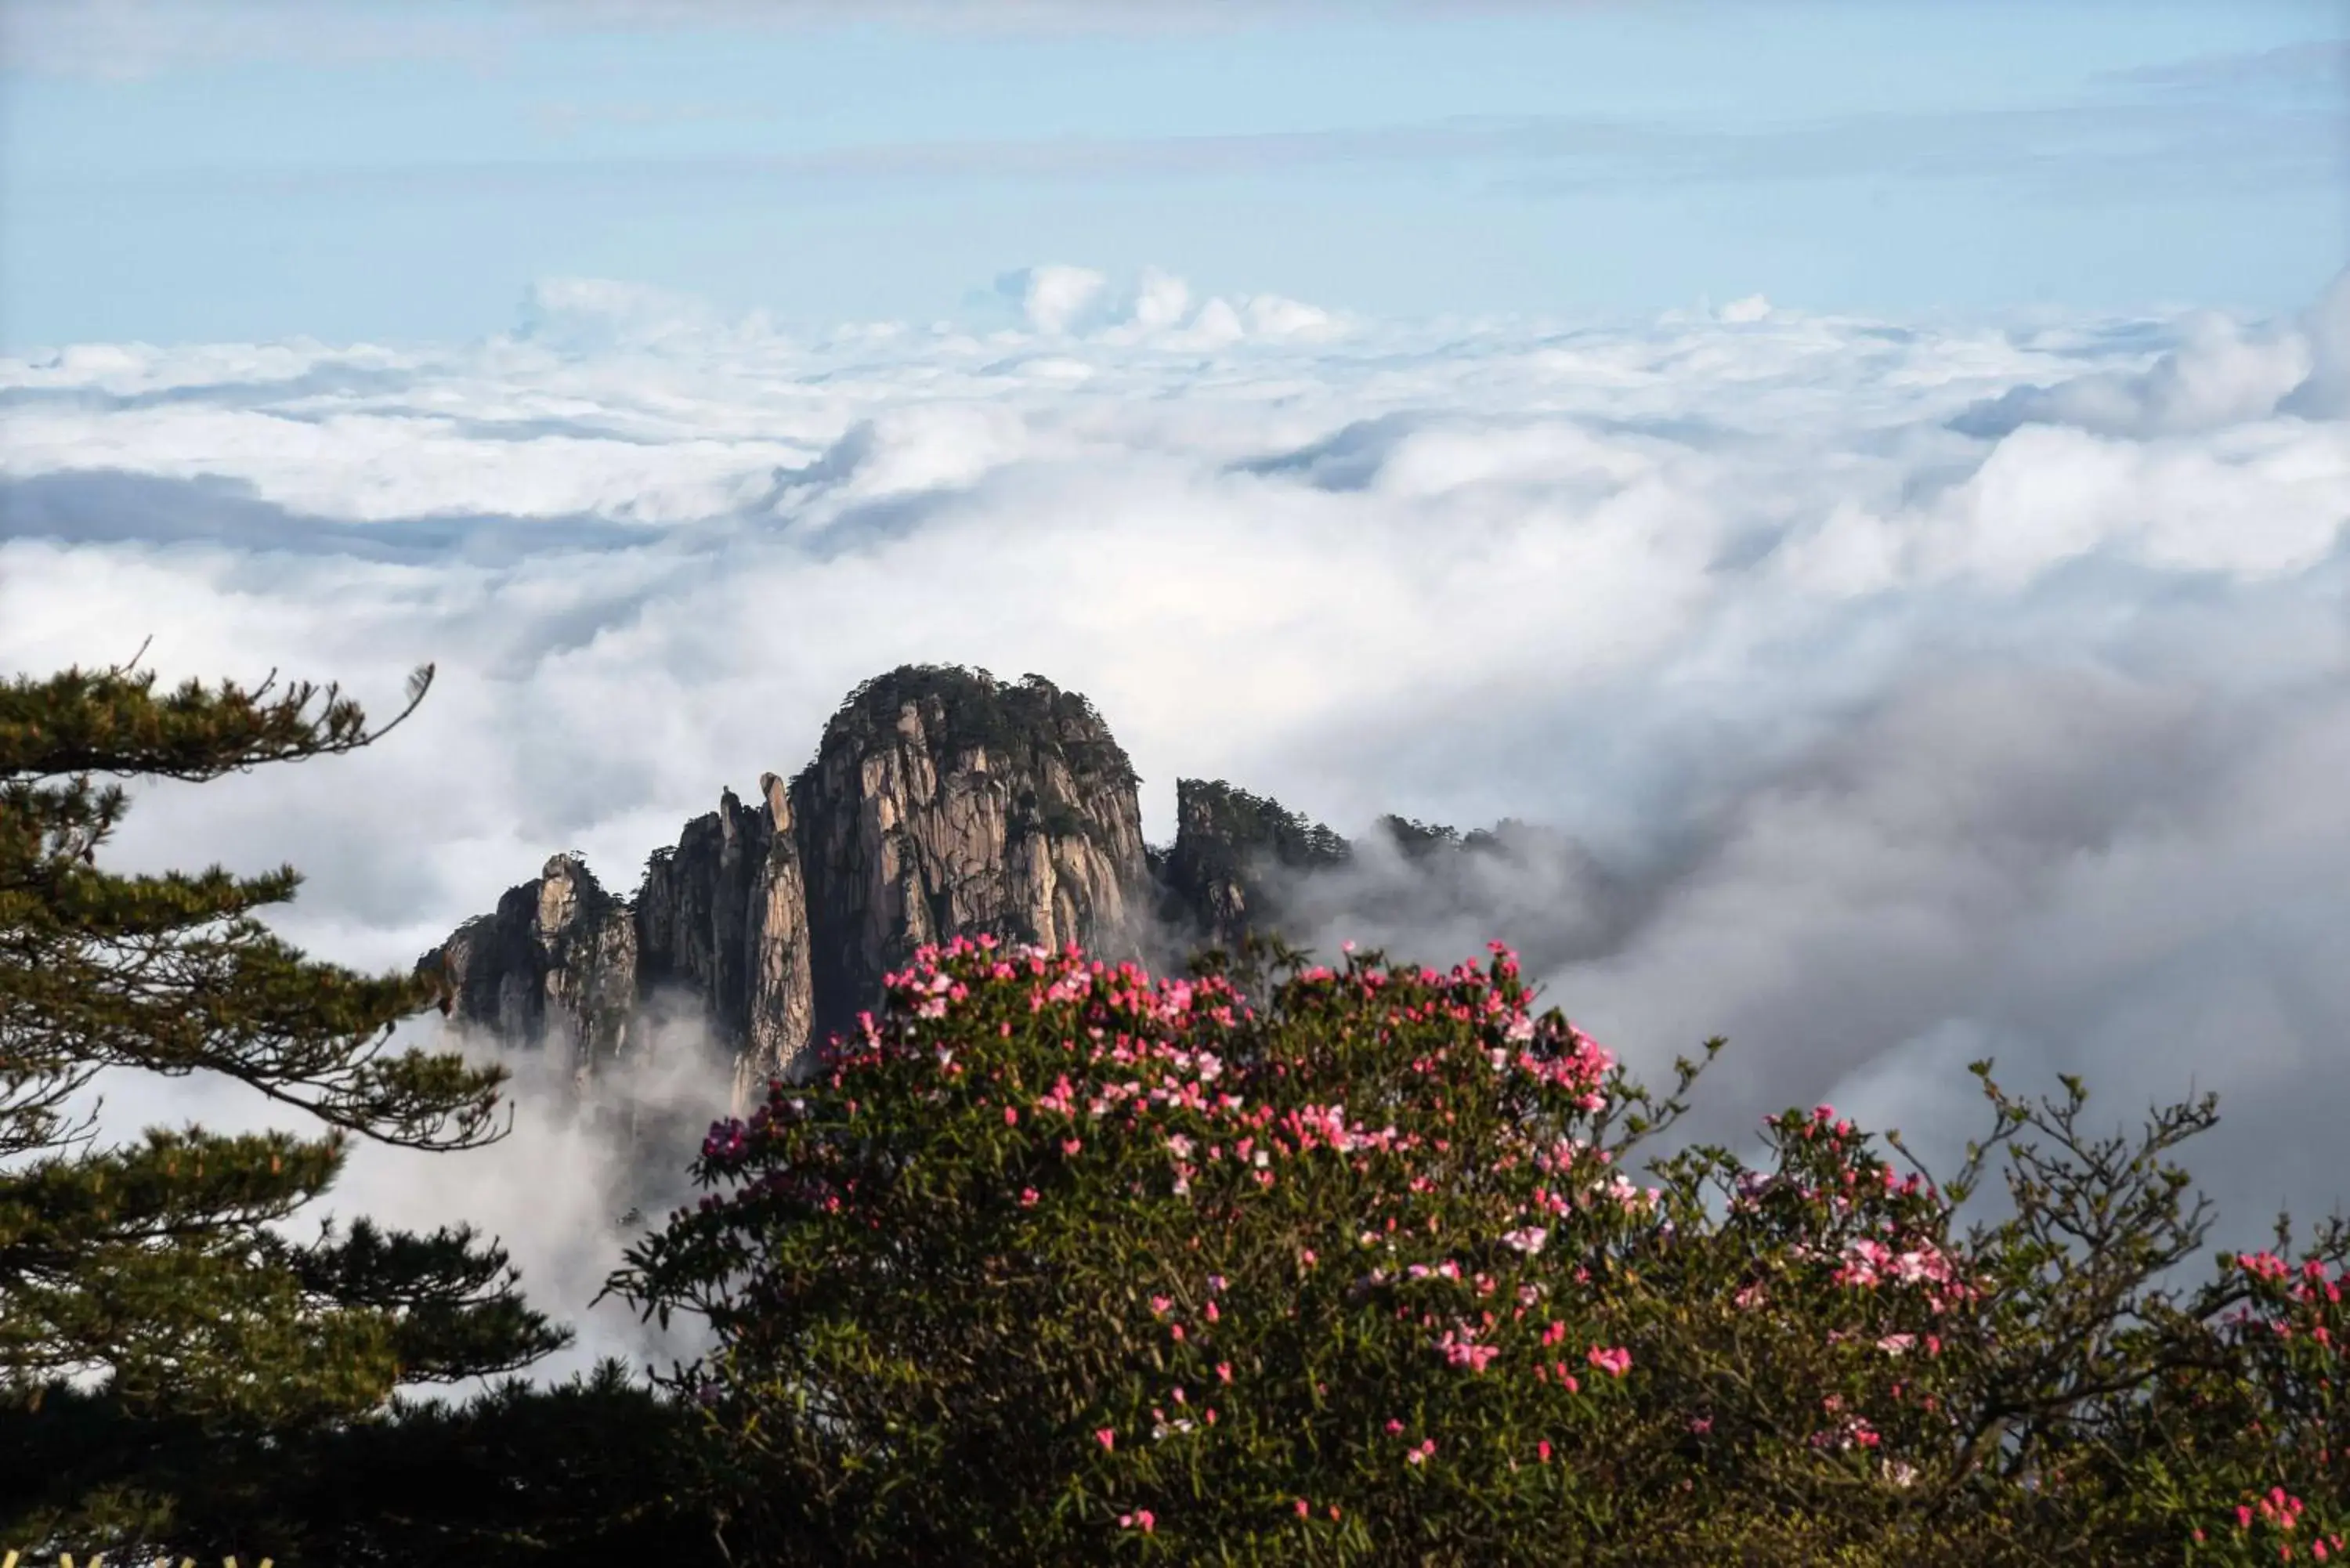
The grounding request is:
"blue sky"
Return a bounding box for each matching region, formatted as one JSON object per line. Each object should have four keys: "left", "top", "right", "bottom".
{"left": 2, "top": 1, "right": 2345, "bottom": 343}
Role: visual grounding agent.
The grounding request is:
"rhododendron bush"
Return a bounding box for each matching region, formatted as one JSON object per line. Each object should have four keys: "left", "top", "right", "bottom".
{"left": 613, "top": 940, "right": 2350, "bottom": 1565}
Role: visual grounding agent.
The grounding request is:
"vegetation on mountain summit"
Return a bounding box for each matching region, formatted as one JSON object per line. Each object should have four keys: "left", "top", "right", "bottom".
{"left": 815, "top": 664, "right": 1141, "bottom": 793}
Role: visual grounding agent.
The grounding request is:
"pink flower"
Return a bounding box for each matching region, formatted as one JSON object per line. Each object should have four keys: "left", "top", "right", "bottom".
{"left": 1096, "top": 1429, "right": 1116, "bottom": 1451}
{"left": 1119, "top": 1509, "right": 1155, "bottom": 1533}
{"left": 1537, "top": 1440, "right": 1552, "bottom": 1464}
{"left": 1296, "top": 1498, "right": 1310, "bottom": 1518}
{"left": 1003, "top": 1106, "right": 1018, "bottom": 1126}
{"left": 1018, "top": 1187, "right": 1039, "bottom": 1207}
{"left": 1586, "top": 1345, "right": 1632, "bottom": 1378}
{"left": 1217, "top": 1362, "right": 1233, "bottom": 1382}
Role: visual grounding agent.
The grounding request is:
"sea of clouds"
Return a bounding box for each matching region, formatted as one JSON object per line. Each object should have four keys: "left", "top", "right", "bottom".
{"left": 4, "top": 262, "right": 2346, "bottom": 1371}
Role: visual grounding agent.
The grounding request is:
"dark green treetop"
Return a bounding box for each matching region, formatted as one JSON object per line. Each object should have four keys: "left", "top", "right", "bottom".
{"left": 0, "top": 650, "right": 566, "bottom": 1545}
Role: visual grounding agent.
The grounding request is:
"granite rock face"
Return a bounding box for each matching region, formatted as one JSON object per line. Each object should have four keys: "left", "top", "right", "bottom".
{"left": 422, "top": 670, "right": 1602, "bottom": 1111}
{"left": 741, "top": 773, "right": 815, "bottom": 1104}
{"left": 428, "top": 853, "right": 640, "bottom": 1085}
{"left": 420, "top": 667, "right": 1152, "bottom": 1102}
{"left": 630, "top": 776, "right": 815, "bottom": 1098}
{"left": 792, "top": 667, "right": 1150, "bottom": 1045}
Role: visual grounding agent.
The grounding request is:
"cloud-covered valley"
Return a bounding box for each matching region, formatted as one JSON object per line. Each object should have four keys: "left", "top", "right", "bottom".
{"left": 5, "top": 265, "right": 2346, "bottom": 1357}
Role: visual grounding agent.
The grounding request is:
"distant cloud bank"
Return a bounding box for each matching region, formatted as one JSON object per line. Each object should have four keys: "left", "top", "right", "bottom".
{"left": 5, "top": 262, "right": 2346, "bottom": 1338}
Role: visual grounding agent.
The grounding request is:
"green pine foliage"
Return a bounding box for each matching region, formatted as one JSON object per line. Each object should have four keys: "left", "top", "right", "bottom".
{"left": 0, "top": 652, "right": 569, "bottom": 1550}
{"left": 0, "top": 1360, "right": 729, "bottom": 1566}
{"left": 1375, "top": 815, "right": 1462, "bottom": 860}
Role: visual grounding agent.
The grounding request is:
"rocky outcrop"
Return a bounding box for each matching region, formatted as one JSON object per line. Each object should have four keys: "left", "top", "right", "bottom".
{"left": 1155, "top": 777, "right": 1351, "bottom": 956}
{"left": 793, "top": 667, "right": 1149, "bottom": 1044}
{"left": 420, "top": 667, "right": 1148, "bottom": 1102}
{"left": 741, "top": 773, "right": 815, "bottom": 1104}
{"left": 421, "top": 665, "right": 1600, "bottom": 1108}
{"left": 428, "top": 853, "right": 640, "bottom": 1084}
{"left": 631, "top": 775, "right": 815, "bottom": 1097}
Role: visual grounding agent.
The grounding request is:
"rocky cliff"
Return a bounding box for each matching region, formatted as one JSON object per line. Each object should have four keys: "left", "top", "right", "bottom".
{"left": 417, "top": 664, "right": 1461, "bottom": 1103}
{"left": 631, "top": 775, "right": 814, "bottom": 1102}
{"left": 421, "top": 667, "right": 1160, "bottom": 1100}
{"left": 428, "top": 853, "right": 640, "bottom": 1085}
{"left": 791, "top": 667, "right": 1150, "bottom": 1046}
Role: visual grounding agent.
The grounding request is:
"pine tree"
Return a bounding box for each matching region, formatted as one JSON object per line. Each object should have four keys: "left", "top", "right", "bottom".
{"left": 0, "top": 650, "right": 567, "bottom": 1546}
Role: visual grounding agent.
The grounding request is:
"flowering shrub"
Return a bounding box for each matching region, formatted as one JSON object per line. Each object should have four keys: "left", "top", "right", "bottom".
{"left": 613, "top": 939, "right": 2350, "bottom": 1566}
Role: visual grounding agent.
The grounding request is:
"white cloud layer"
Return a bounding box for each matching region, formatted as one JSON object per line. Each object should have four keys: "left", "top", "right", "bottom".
{"left": 989, "top": 263, "right": 1347, "bottom": 345}
{"left": 5, "top": 262, "right": 2347, "bottom": 1350}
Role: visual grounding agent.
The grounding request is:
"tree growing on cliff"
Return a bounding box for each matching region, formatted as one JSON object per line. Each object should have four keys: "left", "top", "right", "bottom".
{"left": 616, "top": 937, "right": 2350, "bottom": 1566}
{"left": 0, "top": 652, "right": 566, "bottom": 1548}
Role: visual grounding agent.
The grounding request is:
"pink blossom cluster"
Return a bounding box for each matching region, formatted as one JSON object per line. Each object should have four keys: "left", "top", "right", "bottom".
{"left": 691, "top": 935, "right": 2167, "bottom": 1548}
{"left": 2231, "top": 1250, "right": 2348, "bottom": 1305}
{"left": 1585, "top": 1345, "right": 1632, "bottom": 1379}
{"left": 2222, "top": 1251, "right": 2350, "bottom": 1371}
{"left": 1741, "top": 1107, "right": 1933, "bottom": 1219}
{"left": 1809, "top": 1395, "right": 1882, "bottom": 1452}
{"left": 1832, "top": 1236, "right": 1961, "bottom": 1295}
{"left": 2232, "top": 1486, "right": 2345, "bottom": 1561}
{"left": 1435, "top": 1324, "right": 1501, "bottom": 1374}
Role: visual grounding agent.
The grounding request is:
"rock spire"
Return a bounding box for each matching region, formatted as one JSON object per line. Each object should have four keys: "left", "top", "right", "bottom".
{"left": 421, "top": 667, "right": 1161, "bottom": 1100}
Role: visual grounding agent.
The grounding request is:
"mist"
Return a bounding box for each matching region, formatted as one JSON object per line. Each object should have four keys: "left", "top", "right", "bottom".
{"left": 5, "top": 260, "right": 2345, "bottom": 1346}
{"left": 61, "top": 1007, "right": 728, "bottom": 1385}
